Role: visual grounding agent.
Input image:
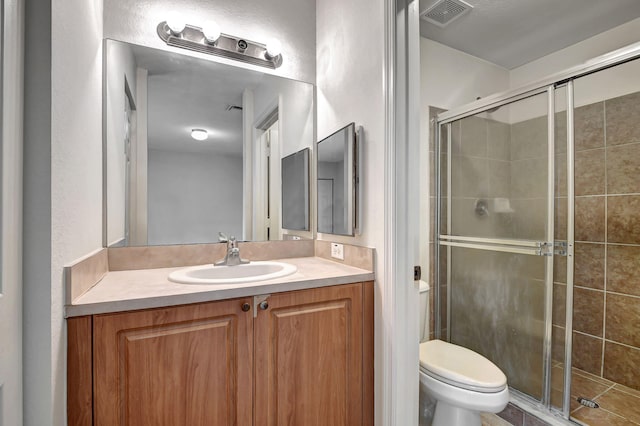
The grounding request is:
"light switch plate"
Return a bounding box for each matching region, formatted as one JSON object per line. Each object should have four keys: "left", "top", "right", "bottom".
{"left": 331, "top": 243, "right": 344, "bottom": 260}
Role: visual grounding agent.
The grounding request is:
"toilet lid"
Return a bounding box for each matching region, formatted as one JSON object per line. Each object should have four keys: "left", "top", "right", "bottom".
{"left": 419, "top": 340, "right": 507, "bottom": 393}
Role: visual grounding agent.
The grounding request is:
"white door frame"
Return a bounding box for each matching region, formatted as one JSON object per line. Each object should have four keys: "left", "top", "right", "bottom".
{"left": 383, "top": 0, "right": 421, "bottom": 424}
{"left": 0, "top": 0, "right": 24, "bottom": 424}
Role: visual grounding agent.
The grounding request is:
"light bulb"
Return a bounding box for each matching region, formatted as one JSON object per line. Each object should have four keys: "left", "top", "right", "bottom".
{"left": 265, "top": 39, "right": 282, "bottom": 58}
{"left": 166, "top": 17, "right": 186, "bottom": 35}
{"left": 202, "top": 21, "right": 221, "bottom": 44}
{"left": 191, "top": 129, "right": 208, "bottom": 141}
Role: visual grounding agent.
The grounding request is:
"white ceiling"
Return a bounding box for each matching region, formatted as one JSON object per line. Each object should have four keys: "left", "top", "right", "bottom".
{"left": 420, "top": 0, "right": 640, "bottom": 69}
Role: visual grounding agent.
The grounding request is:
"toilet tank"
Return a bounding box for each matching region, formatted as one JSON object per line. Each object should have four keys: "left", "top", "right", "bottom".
{"left": 419, "top": 280, "right": 430, "bottom": 343}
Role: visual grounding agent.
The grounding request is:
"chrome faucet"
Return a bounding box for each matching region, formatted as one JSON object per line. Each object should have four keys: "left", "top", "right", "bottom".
{"left": 215, "top": 233, "right": 250, "bottom": 266}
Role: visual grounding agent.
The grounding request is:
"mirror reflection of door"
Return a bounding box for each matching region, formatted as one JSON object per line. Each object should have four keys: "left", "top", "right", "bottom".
{"left": 256, "top": 118, "right": 281, "bottom": 241}
{"left": 123, "top": 95, "right": 132, "bottom": 245}
{"left": 318, "top": 179, "right": 334, "bottom": 233}
{"left": 265, "top": 120, "right": 281, "bottom": 241}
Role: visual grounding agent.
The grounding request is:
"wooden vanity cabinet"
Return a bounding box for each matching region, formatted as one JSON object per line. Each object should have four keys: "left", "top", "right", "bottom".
{"left": 67, "top": 281, "right": 373, "bottom": 426}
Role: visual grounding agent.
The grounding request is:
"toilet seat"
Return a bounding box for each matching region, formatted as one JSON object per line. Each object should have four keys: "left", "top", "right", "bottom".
{"left": 419, "top": 340, "right": 507, "bottom": 393}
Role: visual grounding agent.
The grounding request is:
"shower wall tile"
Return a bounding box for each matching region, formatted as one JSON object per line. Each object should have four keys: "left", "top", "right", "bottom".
{"left": 607, "top": 142, "right": 640, "bottom": 194}
{"left": 575, "top": 148, "right": 605, "bottom": 196}
{"left": 555, "top": 153, "right": 567, "bottom": 197}
{"left": 555, "top": 110, "right": 567, "bottom": 154}
{"left": 510, "top": 158, "right": 547, "bottom": 199}
{"left": 572, "top": 332, "right": 603, "bottom": 376}
{"left": 552, "top": 284, "right": 566, "bottom": 327}
{"left": 604, "top": 341, "right": 640, "bottom": 391}
{"left": 487, "top": 119, "right": 510, "bottom": 161}
{"left": 605, "top": 293, "right": 640, "bottom": 347}
{"left": 606, "top": 91, "right": 640, "bottom": 146}
{"left": 452, "top": 156, "right": 489, "bottom": 198}
{"left": 572, "top": 287, "right": 604, "bottom": 337}
{"left": 488, "top": 160, "right": 510, "bottom": 198}
{"left": 511, "top": 116, "right": 547, "bottom": 161}
{"left": 552, "top": 324, "right": 565, "bottom": 361}
{"left": 510, "top": 198, "right": 546, "bottom": 240}
{"left": 553, "top": 254, "right": 567, "bottom": 284}
{"left": 574, "top": 102, "right": 605, "bottom": 151}
{"left": 575, "top": 196, "right": 606, "bottom": 242}
{"left": 451, "top": 198, "right": 493, "bottom": 237}
{"left": 574, "top": 243, "right": 605, "bottom": 290}
{"left": 607, "top": 244, "right": 640, "bottom": 297}
{"left": 460, "top": 116, "right": 488, "bottom": 157}
{"left": 608, "top": 195, "right": 640, "bottom": 244}
{"left": 554, "top": 197, "right": 567, "bottom": 240}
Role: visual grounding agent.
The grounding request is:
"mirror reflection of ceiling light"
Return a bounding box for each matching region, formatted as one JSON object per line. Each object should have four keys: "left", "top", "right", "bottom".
{"left": 191, "top": 129, "right": 209, "bottom": 141}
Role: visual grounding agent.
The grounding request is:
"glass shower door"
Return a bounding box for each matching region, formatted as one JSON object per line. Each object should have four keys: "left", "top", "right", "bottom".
{"left": 436, "top": 89, "right": 559, "bottom": 404}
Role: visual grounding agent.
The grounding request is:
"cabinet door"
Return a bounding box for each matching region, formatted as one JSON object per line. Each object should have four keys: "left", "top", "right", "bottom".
{"left": 94, "top": 299, "right": 253, "bottom": 426}
{"left": 255, "top": 283, "right": 364, "bottom": 426}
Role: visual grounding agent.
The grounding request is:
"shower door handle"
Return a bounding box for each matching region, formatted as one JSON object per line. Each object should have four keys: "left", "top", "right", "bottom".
{"left": 438, "top": 235, "right": 568, "bottom": 257}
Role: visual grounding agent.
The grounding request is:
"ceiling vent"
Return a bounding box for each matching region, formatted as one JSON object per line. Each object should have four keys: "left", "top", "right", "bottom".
{"left": 420, "top": 0, "right": 473, "bottom": 27}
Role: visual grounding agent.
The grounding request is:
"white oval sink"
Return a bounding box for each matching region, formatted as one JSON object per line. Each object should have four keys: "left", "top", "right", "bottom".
{"left": 168, "top": 261, "right": 297, "bottom": 285}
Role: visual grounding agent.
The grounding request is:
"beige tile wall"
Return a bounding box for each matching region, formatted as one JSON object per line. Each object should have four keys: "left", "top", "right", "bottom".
{"left": 552, "top": 91, "right": 640, "bottom": 390}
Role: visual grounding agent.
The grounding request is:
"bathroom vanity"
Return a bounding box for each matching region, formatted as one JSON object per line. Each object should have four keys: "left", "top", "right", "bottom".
{"left": 66, "top": 243, "right": 374, "bottom": 426}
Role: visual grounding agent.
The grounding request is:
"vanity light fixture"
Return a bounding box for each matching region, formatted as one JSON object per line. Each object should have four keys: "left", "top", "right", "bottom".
{"left": 191, "top": 129, "right": 209, "bottom": 141}
{"left": 157, "top": 21, "right": 283, "bottom": 69}
{"left": 265, "top": 39, "right": 282, "bottom": 59}
{"left": 166, "top": 17, "right": 186, "bottom": 35}
{"left": 201, "top": 21, "right": 221, "bottom": 44}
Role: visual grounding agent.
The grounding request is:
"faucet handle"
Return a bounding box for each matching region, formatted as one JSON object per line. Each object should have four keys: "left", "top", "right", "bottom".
{"left": 218, "top": 232, "right": 229, "bottom": 242}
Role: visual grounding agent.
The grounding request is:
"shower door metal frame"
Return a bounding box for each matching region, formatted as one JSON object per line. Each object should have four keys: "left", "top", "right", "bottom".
{"left": 435, "top": 85, "right": 559, "bottom": 410}
{"left": 434, "top": 40, "right": 640, "bottom": 421}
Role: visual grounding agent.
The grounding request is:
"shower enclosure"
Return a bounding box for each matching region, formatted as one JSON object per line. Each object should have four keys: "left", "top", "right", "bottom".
{"left": 434, "top": 44, "right": 640, "bottom": 424}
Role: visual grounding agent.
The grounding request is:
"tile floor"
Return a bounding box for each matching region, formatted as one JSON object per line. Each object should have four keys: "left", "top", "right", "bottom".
{"left": 481, "top": 365, "right": 640, "bottom": 426}
{"left": 563, "top": 367, "right": 640, "bottom": 425}
{"left": 515, "top": 364, "right": 640, "bottom": 425}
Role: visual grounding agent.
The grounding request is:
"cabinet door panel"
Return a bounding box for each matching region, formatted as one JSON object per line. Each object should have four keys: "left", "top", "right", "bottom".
{"left": 94, "top": 300, "right": 253, "bottom": 426}
{"left": 255, "top": 284, "right": 363, "bottom": 426}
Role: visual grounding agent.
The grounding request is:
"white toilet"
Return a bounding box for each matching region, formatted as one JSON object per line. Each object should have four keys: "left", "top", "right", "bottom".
{"left": 419, "top": 339, "right": 509, "bottom": 426}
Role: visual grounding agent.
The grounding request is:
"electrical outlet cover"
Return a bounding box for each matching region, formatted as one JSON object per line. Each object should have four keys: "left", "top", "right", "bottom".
{"left": 331, "top": 243, "right": 345, "bottom": 260}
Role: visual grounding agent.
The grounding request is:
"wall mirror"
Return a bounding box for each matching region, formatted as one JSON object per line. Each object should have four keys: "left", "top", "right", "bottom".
{"left": 317, "top": 123, "right": 360, "bottom": 236}
{"left": 104, "top": 39, "right": 314, "bottom": 247}
{"left": 281, "top": 148, "right": 310, "bottom": 231}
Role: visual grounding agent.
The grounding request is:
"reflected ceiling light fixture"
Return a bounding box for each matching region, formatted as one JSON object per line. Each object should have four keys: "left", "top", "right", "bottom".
{"left": 157, "top": 20, "right": 283, "bottom": 69}
{"left": 191, "top": 129, "right": 209, "bottom": 141}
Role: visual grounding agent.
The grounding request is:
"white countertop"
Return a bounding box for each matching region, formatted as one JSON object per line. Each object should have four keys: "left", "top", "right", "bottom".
{"left": 66, "top": 257, "right": 374, "bottom": 317}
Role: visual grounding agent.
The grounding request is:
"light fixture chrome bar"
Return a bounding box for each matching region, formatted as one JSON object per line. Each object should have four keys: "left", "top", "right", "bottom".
{"left": 157, "top": 22, "right": 283, "bottom": 69}
{"left": 542, "top": 85, "right": 556, "bottom": 407}
{"left": 437, "top": 40, "right": 640, "bottom": 124}
{"left": 439, "top": 235, "right": 543, "bottom": 248}
{"left": 563, "top": 80, "right": 576, "bottom": 419}
{"left": 439, "top": 240, "right": 543, "bottom": 256}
